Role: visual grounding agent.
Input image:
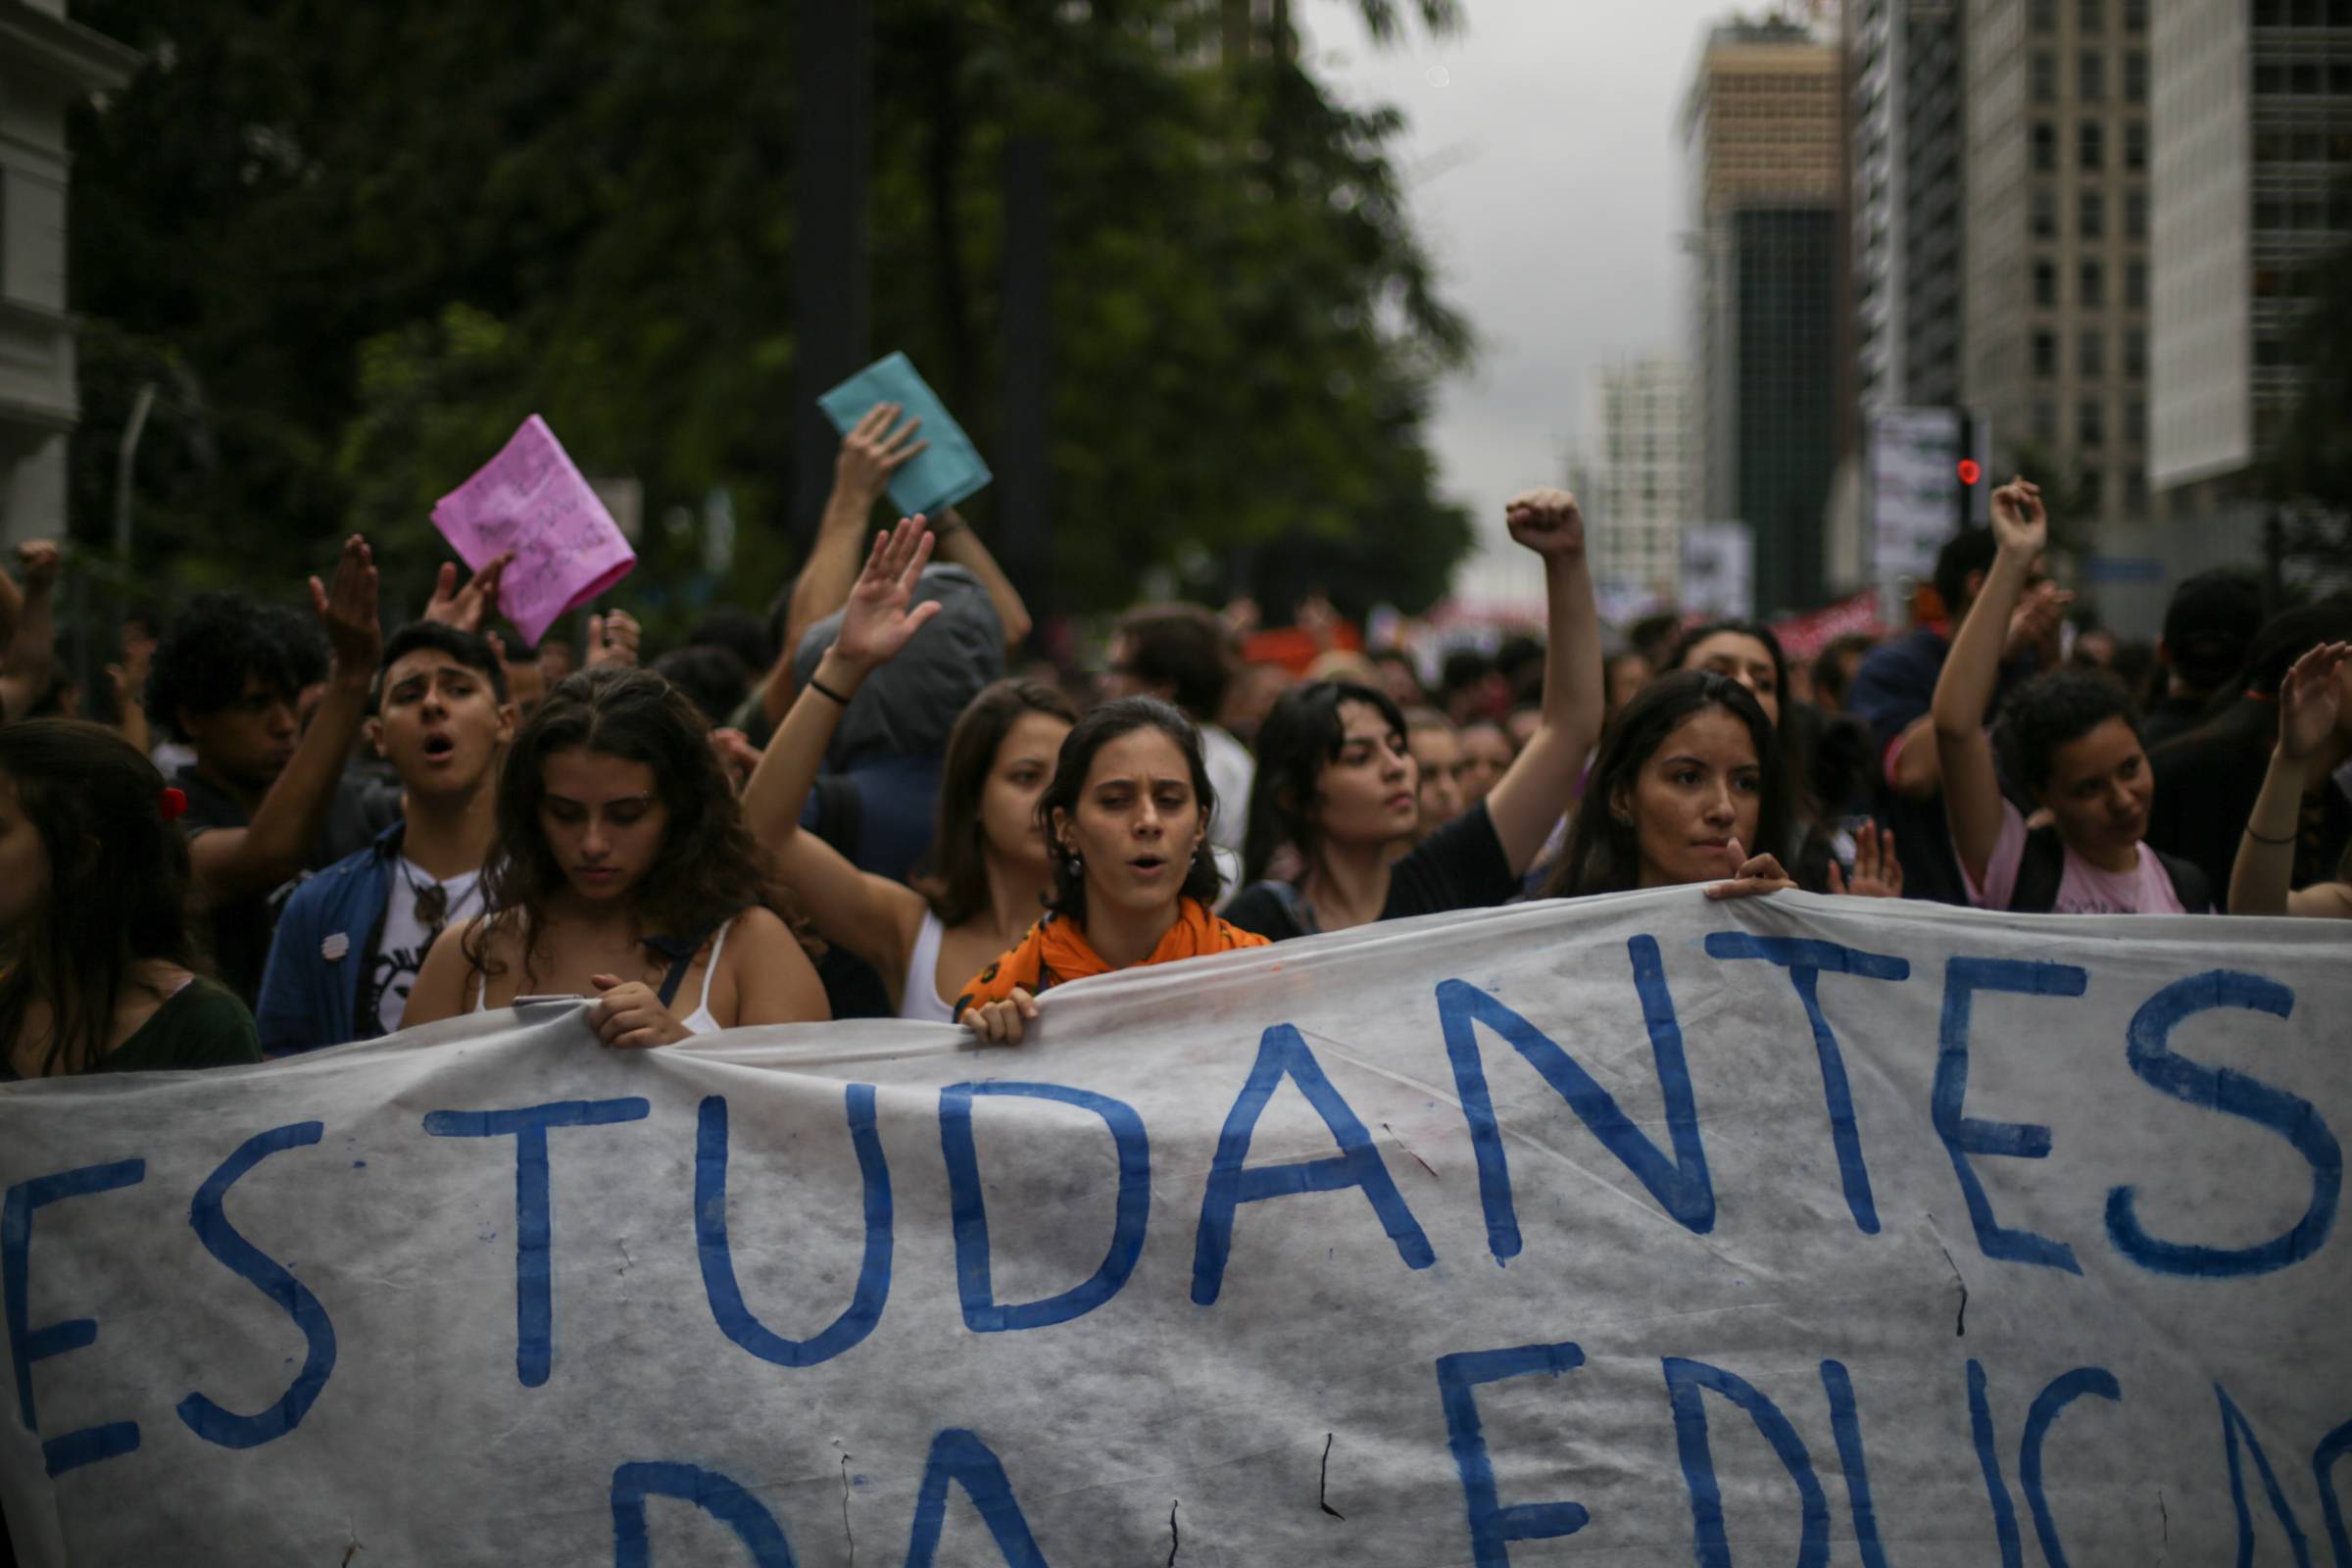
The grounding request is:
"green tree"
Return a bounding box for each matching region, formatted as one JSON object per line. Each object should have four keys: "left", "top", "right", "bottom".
{"left": 71, "top": 0, "right": 1476, "bottom": 639}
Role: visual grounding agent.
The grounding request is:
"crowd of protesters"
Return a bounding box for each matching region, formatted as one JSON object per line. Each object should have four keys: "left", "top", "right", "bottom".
{"left": 2, "top": 399, "right": 2348, "bottom": 1080}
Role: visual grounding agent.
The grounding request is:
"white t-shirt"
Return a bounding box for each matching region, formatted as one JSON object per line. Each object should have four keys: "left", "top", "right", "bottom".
{"left": 1200, "top": 722, "right": 1254, "bottom": 858}
{"left": 369, "top": 862, "right": 486, "bottom": 1035}
{"left": 1957, "top": 799, "right": 2183, "bottom": 915}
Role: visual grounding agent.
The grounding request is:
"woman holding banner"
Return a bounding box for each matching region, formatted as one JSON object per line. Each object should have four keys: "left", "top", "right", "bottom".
{"left": 1666, "top": 618, "right": 1878, "bottom": 892}
{"left": 1540, "top": 668, "right": 1899, "bottom": 901}
{"left": 1223, "top": 487, "right": 1603, "bottom": 941}
{"left": 741, "top": 517, "right": 1079, "bottom": 1020}
{"left": 956, "top": 696, "right": 1269, "bottom": 1044}
{"left": 404, "top": 667, "right": 829, "bottom": 1042}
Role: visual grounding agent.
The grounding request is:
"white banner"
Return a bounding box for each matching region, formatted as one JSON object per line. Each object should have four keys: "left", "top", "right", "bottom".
{"left": 4, "top": 893, "right": 2349, "bottom": 1565}
{"left": 1869, "top": 406, "right": 1962, "bottom": 587}
{"left": 1679, "top": 523, "right": 1753, "bottom": 620}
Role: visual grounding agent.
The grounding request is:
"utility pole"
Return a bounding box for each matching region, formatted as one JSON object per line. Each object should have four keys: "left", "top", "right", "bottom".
{"left": 999, "top": 137, "right": 1053, "bottom": 637}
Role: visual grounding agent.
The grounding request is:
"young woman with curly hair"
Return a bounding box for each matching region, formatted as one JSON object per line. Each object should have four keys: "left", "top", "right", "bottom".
{"left": 404, "top": 666, "right": 828, "bottom": 1043}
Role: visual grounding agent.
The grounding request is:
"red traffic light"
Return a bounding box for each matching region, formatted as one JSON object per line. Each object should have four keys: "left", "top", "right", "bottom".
{"left": 1957, "top": 459, "right": 1983, "bottom": 486}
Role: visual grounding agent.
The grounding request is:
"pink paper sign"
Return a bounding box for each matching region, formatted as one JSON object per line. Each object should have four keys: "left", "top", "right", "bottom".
{"left": 430, "top": 416, "right": 636, "bottom": 649}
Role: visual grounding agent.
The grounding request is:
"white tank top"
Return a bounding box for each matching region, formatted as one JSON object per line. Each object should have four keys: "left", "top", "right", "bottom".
{"left": 898, "top": 910, "right": 957, "bottom": 1024}
{"left": 471, "top": 917, "right": 733, "bottom": 1036}
{"left": 673, "top": 919, "right": 731, "bottom": 1036}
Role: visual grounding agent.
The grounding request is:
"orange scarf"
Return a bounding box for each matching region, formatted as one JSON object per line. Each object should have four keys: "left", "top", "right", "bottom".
{"left": 953, "top": 898, "right": 1270, "bottom": 1016}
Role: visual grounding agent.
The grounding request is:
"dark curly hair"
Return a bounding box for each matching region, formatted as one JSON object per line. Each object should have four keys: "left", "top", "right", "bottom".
{"left": 143, "top": 593, "right": 326, "bottom": 742}
{"left": 1113, "top": 603, "right": 1237, "bottom": 722}
{"left": 649, "top": 644, "right": 752, "bottom": 725}
{"left": 0, "top": 720, "right": 205, "bottom": 1076}
{"left": 1543, "top": 670, "right": 1788, "bottom": 900}
{"left": 1992, "top": 670, "right": 2141, "bottom": 796}
{"left": 1037, "top": 697, "right": 1221, "bottom": 927}
{"left": 1241, "top": 679, "right": 1410, "bottom": 885}
{"left": 465, "top": 667, "right": 796, "bottom": 981}
{"left": 917, "top": 679, "right": 1081, "bottom": 928}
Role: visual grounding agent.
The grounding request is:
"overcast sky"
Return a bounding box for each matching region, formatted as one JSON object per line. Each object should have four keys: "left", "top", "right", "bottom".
{"left": 1298, "top": 0, "right": 1734, "bottom": 613}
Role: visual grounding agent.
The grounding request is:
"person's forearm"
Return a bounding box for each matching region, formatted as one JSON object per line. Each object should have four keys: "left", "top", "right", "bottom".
{"left": 0, "top": 567, "right": 20, "bottom": 652}
{"left": 742, "top": 648, "right": 861, "bottom": 846}
{"left": 1933, "top": 550, "right": 2031, "bottom": 740}
{"left": 2, "top": 579, "right": 56, "bottom": 683}
{"left": 0, "top": 578, "right": 56, "bottom": 718}
{"left": 776, "top": 489, "right": 882, "bottom": 718}
{"left": 118, "top": 698, "right": 151, "bottom": 755}
{"left": 1481, "top": 553, "right": 1602, "bottom": 871}
{"left": 1535, "top": 553, "right": 1603, "bottom": 760}
{"left": 2229, "top": 746, "right": 2309, "bottom": 915}
{"left": 199, "top": 671, "right": 371, "bottom": 898}
{"left": 935, "top": 523, "right": 1033, "bottom": 651}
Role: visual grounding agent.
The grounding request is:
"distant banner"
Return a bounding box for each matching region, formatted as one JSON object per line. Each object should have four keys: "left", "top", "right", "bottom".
{"left": 1773, "top": 589, "right": 1889, "bottom": 662}
{"left": 1870, "top": 406, "right": 1964, "bottom": 587}
{"left": 4, "top": 895, "right": 2348, "bottom": 1564}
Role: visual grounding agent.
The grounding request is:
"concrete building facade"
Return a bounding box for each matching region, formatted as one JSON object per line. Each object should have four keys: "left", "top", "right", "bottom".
{"left": 1852, "top": 0, "right": 1970, "bottom": 412}
{"left": 1959, "top": 0, "right": 2156, "bottom": 611}
{"left": 1684, "top": 19, "right": 1846, "bottom": 615}
{"left": 1583, "top": 356, "right": 1694, "bottom": 608}
{"left": 0, "top": 1, "right": 137, "bottom": 546}
{"left": 2149, "top": 0, "right": 2352, "bottom": 520}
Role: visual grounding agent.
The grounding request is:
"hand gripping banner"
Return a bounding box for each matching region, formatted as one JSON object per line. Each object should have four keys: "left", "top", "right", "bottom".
{"left": 3, "top": 892, "right": 2347, "bottom": 1565}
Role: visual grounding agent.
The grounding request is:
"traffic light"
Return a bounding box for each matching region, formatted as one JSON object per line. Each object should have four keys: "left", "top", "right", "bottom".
{"left": 1956, "top": 415, "right": 1990, "bottom": 526}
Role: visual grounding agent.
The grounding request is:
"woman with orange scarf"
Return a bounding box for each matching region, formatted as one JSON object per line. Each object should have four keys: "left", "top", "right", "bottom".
{"left": 956, "top": 697, "right": 1268, "bottom": 1043}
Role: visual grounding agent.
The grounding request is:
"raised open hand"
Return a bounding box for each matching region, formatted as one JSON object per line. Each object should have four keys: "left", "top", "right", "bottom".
{"left": 835, "top": 402, "right": 929, "bottom": 512}
{"left": 1826, "top": 818, "right": 1903, "bottom": 899}
{"left": 1504, "top": 489, "right": 1586, "bottom": 561}
{"left": 833, "top": 515, "right": 943, "bottom": 672}
{"left": 422, "top": 552, "right": 514, "bottom": 635}
{"left": 310, "top": 534, "right": 382, "bottom": 677}
{"left": 1988, "top": 476, "right": 2046, "bottom": 559}
{"left": 2280, "top": 642, "right": 2351, "bottom": 763}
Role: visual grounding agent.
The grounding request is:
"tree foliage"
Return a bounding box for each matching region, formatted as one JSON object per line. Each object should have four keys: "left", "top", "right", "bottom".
{"left": 70, "top": 0, "right": 1474, "bottom": 638}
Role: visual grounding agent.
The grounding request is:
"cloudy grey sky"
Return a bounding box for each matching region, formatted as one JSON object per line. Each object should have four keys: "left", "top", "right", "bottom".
{"left": 1297, "top": 0, "right": 1733, "bottom": 613}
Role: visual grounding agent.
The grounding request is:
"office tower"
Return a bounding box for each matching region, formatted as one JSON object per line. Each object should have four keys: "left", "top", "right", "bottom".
{"left": 1853, "top": 0, "right": 1971, "bottom": 414}
{"left": 1684, "top": 18, "right": 1845, "bottom": 615}
{"left": 2149, "top": 0, "right": 2352, "bottom": 539}
{"left": 1960, "top": 0, "right": 2154, "bottom": 566}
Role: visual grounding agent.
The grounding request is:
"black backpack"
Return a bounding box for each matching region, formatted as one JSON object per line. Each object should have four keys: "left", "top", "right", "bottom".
{"left": 2009, "top": 823, "right": 2213, "bottom": 914}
